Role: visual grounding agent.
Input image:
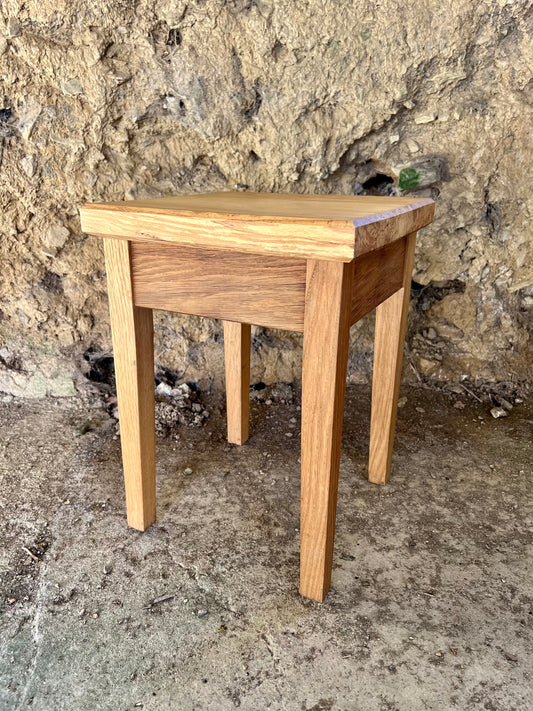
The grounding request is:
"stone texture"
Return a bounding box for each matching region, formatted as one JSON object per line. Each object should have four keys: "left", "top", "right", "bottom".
{"left": 41, "top": 223, "right": 70, "bottom": 257}
{"left": 0, "top": 1, "right": 532, "bottom": 397}
{"left": 60, "top": 78, "right": 84, "bottom": 96}
{"left": 20, "top": 154, "right": 35, "bottom": 178}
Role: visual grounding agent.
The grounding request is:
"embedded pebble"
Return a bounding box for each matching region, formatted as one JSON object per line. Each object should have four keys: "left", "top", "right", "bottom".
{"left": 20, "top": 155, "right": 35, "bottom": 178}
{"left": 414, "top": 112, "right": 437, "bottom": 124}
{"left": 7, "top": 18, "right": 21, "bottom": 38}
{"left": 490, "top": 407, "right": 508, "bottom": 419}
{"left": 156, "top": 381, "right": 173, "bottom": 397}
{"left": 61, "top": 78, "right": 83, "bottom": 96}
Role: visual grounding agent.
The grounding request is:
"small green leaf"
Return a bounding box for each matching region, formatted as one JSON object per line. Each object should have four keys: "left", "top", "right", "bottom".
{"left": 399, "top": 167, "right": 420, "bottom": 191}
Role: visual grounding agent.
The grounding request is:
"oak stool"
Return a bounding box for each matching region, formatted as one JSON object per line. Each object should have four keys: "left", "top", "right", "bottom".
{"left": 80, "top": 192, "right": 435, "bottom": 602}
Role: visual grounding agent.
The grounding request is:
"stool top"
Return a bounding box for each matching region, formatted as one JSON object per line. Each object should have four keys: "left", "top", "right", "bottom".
{"left": 80, "top": 191, "right": 434, "bottom": 262}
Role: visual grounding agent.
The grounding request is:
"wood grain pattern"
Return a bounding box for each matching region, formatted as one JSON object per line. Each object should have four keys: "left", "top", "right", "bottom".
{"left": 104, "top": 238, "right": 156, "bottom": 530}
{"left": 131, "top": 242, "right": 307, "bottom": 332}
{"left": 300, "top": 259, "right": 354, "bottom": 602}
{"left": 353, "top": 203, "right": 431, "bottom": 256}
{"left": 223, "top": 321, "right": 251, "bottom": 445}
{"left": 82, "top": 191, "right": 433, "bottom": 222}
{"left": 368, "top": 232, "right": 417, "bottom": 485}
{"left": 351, "top": 237, "right": 406, "bottom": 325}
{"left": 80, "top": 191, "right": 435, "bottom": 262}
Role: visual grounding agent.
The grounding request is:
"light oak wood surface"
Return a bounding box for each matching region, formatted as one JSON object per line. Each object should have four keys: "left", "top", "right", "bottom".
{"left": 87, "top": 192, "right": 435, "bottom": 602}
{"left": 368, "top": 232, "right": 418, "bottom": 485}
{"left": 223, "top": 321, "right": 251, "bottom": 445}
{"left": 80, "top": 191, "right": 434, "bottom": 262}
{"left": 104, "top": 238, "right": 156, "bottom": 530}
{"left": 131, "top": 242, "right": 306, "bottom": 332}
{"left": 130, "top": 239, "right": 413, "bottom": 334}
{"left": 300, "top": 259, "right": 354, "bottom": 602}
{"left": 351, "top": 236, "right": 406, "bottom": 325}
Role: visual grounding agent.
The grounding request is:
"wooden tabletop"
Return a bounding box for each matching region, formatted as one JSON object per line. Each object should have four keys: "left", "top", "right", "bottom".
{"left": 80, "top": 191, "right": 435, "bottom": 262}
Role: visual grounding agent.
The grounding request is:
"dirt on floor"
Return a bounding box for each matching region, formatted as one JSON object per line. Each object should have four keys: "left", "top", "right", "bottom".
{"left": 0, "top": 384, "right": 532, "bottom": 711}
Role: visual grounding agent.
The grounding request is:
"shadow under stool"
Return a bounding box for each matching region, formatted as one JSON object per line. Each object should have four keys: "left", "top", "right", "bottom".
{"left": 80, "top": 191, "right": 435, "bottom": 602}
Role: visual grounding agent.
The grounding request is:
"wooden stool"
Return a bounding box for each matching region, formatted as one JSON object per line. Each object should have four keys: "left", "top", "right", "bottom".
{"left": 80, "top": 192, "right": 435, "bottom": 601}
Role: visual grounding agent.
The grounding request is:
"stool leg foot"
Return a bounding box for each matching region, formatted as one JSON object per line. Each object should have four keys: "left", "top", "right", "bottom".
{"left": 369, "top": 232, "right": 417, "bottom": 485}
{"left": 223, "top": 321, "right": 251, "bottom": 445}
{"left": 300, "top": 260, "right": 353, "bottom": 602}
{"left": 104, "top": 239, "right": 156, "bottom": 531}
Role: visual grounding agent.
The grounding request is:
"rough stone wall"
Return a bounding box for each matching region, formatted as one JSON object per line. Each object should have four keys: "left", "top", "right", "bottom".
{"left": 0, "top": 0, "right": 531, "bottom": 397}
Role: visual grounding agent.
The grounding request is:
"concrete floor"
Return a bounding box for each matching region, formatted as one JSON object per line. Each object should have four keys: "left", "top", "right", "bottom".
{"left": 0, "top": 385, "right": 532, "bottom": 711}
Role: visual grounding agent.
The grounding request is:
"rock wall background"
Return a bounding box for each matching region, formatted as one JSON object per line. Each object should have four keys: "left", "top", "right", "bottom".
{"left": 0, "top": 0, "right": 531, "bottom": 397}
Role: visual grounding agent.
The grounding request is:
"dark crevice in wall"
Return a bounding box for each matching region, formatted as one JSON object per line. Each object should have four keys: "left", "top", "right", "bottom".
{"left": 243, "top": 86, "right": 262, "bottom": 121}
{"left": 0, "top": 352, "right": 24, "bottom": 372}
{"left": 82, "top": 347, "right": 201, "bottom": 394}
{"left": 40, "top": 272, "right": 63, "bottom": 294}
{"left": 83, "top": 347, "right": 115, "bottom": 387}
{"left": 411, "top": 279, "right": 466, "bottom": 312}
{"left": 483, "top": 194, "right": 503, "bottom": 242}
{"left": 166, "top": 28, "right": 182, "bottom": 47}
{"left": 361, "top": 172, "right": 394, "bottom": 195}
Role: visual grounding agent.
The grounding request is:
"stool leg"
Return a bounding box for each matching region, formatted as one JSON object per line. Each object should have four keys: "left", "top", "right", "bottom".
{"left": 368, "top": 232, "right": 417, "bottom": 485}
{"left": 104, "top": 238, "right": 156, "bottom": 531}
{"left": 223, "top": 321, "right": 251, "bottom": 445}
{"left": 300, "top": 260, "right": 353, "bottom": 602}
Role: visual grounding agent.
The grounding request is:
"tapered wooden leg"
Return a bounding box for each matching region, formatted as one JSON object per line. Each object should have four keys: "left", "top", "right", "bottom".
{"left": 104, "top": 238, "right": 156, "bottom": 531}
{"left": 368, "top": 232, "right": 417, "bottom": 485}
{"left": 300, "top": 260, "right": 354, "bottom": 602}
{"left": 223, "top": 321, "right": 251, "bottom": 445}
